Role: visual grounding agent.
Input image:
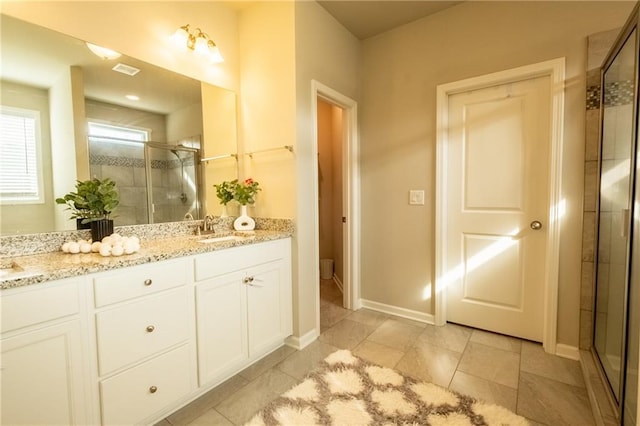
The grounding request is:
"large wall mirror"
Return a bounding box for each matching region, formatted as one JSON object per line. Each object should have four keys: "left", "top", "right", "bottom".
{"left": 0, "top": 14, "right": 238, "bottom": 235}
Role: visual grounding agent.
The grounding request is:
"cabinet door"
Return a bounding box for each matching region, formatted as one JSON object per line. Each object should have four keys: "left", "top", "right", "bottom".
{"left": 196, "top": 270, "right": 248, "bottom": 385}
{"left": 1, "top": 320, "right": 88, "bottom": 425}
{"left": 246, "top": 259, "right": 292, "bottom": 358}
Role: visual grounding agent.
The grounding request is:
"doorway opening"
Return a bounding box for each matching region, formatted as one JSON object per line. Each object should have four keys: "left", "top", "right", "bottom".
{"left": 312, "top": 80, "right": 360, "bottom": 336}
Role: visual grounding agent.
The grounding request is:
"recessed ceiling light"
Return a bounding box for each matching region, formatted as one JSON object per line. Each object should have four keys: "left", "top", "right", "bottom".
{"left": 86, "top": 42, "right": 121, "bottom": 60}
{"left": 125, "top": 95, "right": 140, "bottom": 101}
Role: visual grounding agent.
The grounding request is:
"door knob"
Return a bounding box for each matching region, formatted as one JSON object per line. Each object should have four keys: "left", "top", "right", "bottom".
{"left": 530, "top": 220, "right": 543, "bottom": 230}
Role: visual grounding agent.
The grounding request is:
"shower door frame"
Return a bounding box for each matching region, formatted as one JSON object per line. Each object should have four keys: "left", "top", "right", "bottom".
{"left": 592, "top": 3, "right": 640, "bottom": 422}
{"left": 144, "top": 142, "right": 202, "bottom": 224}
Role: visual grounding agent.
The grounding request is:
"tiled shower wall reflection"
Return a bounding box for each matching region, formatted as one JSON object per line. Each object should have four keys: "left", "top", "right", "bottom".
{"left": 89, "top": 141, "right": 196, "bottom": 226}
{"left": 581, "top": 28, "right": 620, "bottom": 350}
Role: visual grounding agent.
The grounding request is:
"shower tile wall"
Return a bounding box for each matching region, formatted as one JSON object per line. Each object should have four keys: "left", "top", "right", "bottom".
{"left": 581, "top": 28, "right": 620, "bottom": 351}
{"left": 89, "top": 142, "right": 194, "bottom": 225}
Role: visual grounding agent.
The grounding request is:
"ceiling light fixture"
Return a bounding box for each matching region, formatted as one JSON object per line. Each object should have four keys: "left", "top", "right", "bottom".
{"left": 172, "top": 24, "right": 224, "bottom": 64}
{"left": 86, "top": 42, "right": 121, "bottom": 60}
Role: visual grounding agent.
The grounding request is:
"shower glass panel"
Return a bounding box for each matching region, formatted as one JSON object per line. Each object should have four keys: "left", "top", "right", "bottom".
{"left": 145, "top": 144, "right": 200, "bottom": 223}
{"left": 594, "top": 28, "right": 637, "bottom": 403}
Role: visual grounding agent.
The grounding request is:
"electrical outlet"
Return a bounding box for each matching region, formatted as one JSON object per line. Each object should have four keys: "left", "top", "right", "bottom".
{"left": 409, "top": 190, "right": 425, "bottom": 205}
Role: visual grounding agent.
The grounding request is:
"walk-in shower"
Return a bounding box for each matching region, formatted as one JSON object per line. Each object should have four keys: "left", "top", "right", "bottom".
{"left": 88, "top": 134, "right": 202, "bottom": 225}
{"left": 593, "top": 4, "right": 639, "bottom": 424}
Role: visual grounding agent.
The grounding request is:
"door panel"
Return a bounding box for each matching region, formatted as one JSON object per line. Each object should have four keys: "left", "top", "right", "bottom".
{"left": 446, "top": 75, "right": 551, "bottom": 341}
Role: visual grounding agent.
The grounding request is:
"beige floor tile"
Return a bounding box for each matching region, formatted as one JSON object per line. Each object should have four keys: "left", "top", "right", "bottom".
{"left": 469, "top": 329, "right": 522, "bottom": 353}
{"left": 419, "top": 323, "right": 471, "bottom": 353}
{"left": 449, "top": 370, "right": 517, "bottom": 412}
{"left": 392, "top": 316, "right": 428, "bottom": 329}
{"left": 352, "top": 340, "right": 405, "bottom": 368}
{"left": 276, "top": 340, "right": 339, "bottom": 380}
{"left": 457, "top": 342, "right": 520, "bottom": 389}
{"left": 520, "top": 341, "right": 585, "bottom": 388}
{"left": 517, "top": 371, "right": 595, "bottom": 425}
{"left": 318, "top": 318, "right": 376, "bottom": 350}
{"left": 366, "top": 318, "right": 424, "bottom": 351}
{"left": 238, "top": 345, "right": 297, "bottom": 381}
{"left": 186, "top": 409, "right": 233, "bottom": 426}
{"left": 215, "top": 369, "right": 297, "bottom": 425}
{"left": 347, "top": 308, "right": 389, "bottom": 327}
{"left": 395, "top": 340, "right": 461, "bottom": 388}
{"left": 320, "top": 279, "right": 342, "bottom": 303}
{"left": 320, "top": 299, "right": 352, "bottom": 331}
{"left": 167, "top": 375, "right": 248, "bottom": 425}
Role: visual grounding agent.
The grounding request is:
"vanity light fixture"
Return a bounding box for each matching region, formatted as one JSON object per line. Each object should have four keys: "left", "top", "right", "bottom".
{"left": 172, "top": 24, "right": 224, "bottom": 64}
{"left": 86, "top": 42, "right": 121, "bottom": 60}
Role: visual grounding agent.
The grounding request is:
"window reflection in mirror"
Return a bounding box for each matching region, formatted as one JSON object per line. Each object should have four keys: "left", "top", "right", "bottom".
{"left": 0, "top": 14, "right": 238, "bottom": 235}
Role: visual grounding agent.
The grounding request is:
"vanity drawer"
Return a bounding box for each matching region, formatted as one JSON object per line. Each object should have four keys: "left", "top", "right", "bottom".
{"left": 95, "top": 288, "right": 190, "bottom": 375}
{"left": 195, "top": 239, "right": 286, "bottom": 281}
{"left": 93, "top": 258, "right": 188, "bottom": 307}
{"left": 1, "top": 278, "right": 80, "bottom": 334}
{"left": 100, "top": 344, "right": 193, "bottom": 426}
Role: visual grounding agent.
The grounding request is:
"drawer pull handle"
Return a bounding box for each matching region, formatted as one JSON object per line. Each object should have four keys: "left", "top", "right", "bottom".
{"left": 146, "top": 325, "right": 155, "bottom": 333}
{"left": 149, "top": 386, "right": 158, "bottom": 394}
{"left": 144, "top": 279, "right": 153, "bottom": 286}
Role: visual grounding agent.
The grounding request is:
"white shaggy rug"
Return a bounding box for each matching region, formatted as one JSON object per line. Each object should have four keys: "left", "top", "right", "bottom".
{"left": 246, "top": 350, "right": 529, "bottom": 426}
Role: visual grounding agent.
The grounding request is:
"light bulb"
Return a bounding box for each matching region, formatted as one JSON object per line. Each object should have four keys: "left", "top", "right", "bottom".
{"left": 208, "top": 41, "right": 224, "bottom": 64}
{"left": 172, "top": 25, "right": 190, "bottom": 49}
{"left": 194, "top": 34, "right": 209, "bottom": 56}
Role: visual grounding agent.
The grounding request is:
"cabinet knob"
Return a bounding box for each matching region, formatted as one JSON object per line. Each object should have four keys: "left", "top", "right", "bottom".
{"left": 144, "top": 278, "right": 153, "bottom": 286}
{"left": 149, "top": 385, "right": 158, "bottom": 394}
{"left": 146, "top": 325, "right": 155, "bottom": 333}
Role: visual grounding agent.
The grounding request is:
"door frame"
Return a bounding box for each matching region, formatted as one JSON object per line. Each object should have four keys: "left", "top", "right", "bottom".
{"left": 311, "top": 80, "right": 360, "bottom": 334}
{"left": 434, "top": 58, "right": 565, "bottom": 354}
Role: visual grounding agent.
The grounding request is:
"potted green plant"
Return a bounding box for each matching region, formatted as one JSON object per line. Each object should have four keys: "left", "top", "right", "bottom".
{"left": 213, "top": 180, "right": 236, "bottom": 217}
{"left": 56, "top": 178, "right": 119, "bottom": 240}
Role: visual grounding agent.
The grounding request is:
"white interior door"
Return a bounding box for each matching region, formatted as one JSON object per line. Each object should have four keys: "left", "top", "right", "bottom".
{"left": 444, "top": 75, "right": 551, "bottom": 342}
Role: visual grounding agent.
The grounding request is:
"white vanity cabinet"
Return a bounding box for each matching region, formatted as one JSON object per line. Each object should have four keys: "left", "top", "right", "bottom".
{"left": 90, "top": 258, "right": 196, "bottom": 425}
{"left": 0, "top": 277, "right": 91, "bottom": 425}
{"left": 195, "top": 238, "right": 292, "bottom": 386}
{"left": 0, "top": 235, "right": 293, "bottom": 425}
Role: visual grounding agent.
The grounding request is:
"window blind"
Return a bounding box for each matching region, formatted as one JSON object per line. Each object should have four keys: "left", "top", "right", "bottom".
{"left": 0, "top": 107, "right": 42, "bottom": 203}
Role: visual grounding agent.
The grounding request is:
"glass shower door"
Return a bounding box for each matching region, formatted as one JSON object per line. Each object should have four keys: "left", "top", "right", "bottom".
{"left": 145, "top": 144, "right": 200, "bottom": 223}
{"left": 593, "top": 27, "right": 637, "bottom": 406}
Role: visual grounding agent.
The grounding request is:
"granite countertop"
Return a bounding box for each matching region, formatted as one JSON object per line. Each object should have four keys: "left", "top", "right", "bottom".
{"left": 0, "top": 229, "right": 292, "bottom": 290}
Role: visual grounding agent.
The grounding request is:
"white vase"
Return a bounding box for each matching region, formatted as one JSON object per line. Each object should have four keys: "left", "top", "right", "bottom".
{"left": 234, "top": 204, "right": 255, "bottom": 231}
{"left": 220, "top": 204, "right": 228, "bottom": 218}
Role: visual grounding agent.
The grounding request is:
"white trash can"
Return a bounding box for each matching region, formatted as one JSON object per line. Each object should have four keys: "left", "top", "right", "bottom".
{"left": 320, "top": 259, "right": 334, "bottom": 280}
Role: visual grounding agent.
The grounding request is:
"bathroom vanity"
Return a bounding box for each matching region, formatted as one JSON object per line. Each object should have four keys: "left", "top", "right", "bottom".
{"left": 0, "top": 231, "right": 292, "bottom": 425}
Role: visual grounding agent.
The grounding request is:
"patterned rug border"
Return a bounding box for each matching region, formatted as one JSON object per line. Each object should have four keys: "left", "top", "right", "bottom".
{"left": 245, "top": 350, "right": 529, "bottom": 426}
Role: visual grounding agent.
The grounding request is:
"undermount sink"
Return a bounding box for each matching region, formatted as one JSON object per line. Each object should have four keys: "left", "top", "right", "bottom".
{"left": 198, "top": 235, "right": 249, "bottom": 244}
{"left": 0, "top": 261, "right": 42, "bottom": 281}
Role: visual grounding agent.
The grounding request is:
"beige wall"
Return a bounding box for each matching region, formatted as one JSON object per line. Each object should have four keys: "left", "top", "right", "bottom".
{"left": 359, "top": 1, "right": 635, "bottom": 346}
{"left": 238, "top": 1, "right": 296, "bottom": 220}
{"left": 294, "top": 1, "right": 360, "bottom": 337}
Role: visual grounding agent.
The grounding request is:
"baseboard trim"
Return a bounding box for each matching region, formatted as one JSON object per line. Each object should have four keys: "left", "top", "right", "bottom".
{"left": 333, "top": 275, "right": 344, "bottom": 292}
{"left": 285, "top": 328, "right": 319, "bottom": 350}
{"left": 555, "top": 343, "right": 580, "bottom": 360}
{"left": 360, "top": 299, "right": 435, "bottom": 325}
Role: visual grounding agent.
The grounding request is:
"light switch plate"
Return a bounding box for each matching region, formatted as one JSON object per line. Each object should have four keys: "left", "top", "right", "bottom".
{"left": 409, "top": 190, "right": 425, "bottom": 205}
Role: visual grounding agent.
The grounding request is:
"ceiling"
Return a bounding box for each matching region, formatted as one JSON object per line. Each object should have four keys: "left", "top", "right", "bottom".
{"left": 317, "top": 1, "right": 463, "bottom": 39}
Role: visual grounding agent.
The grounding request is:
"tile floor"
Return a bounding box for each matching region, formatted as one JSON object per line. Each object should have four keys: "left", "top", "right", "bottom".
{"left": 157, "top": 279, "right": 595, "bottom": 425}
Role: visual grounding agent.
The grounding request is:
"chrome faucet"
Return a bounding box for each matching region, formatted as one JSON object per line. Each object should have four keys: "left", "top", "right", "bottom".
{"left": 202, "top": 214, "right": 216, "bottom": 234}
